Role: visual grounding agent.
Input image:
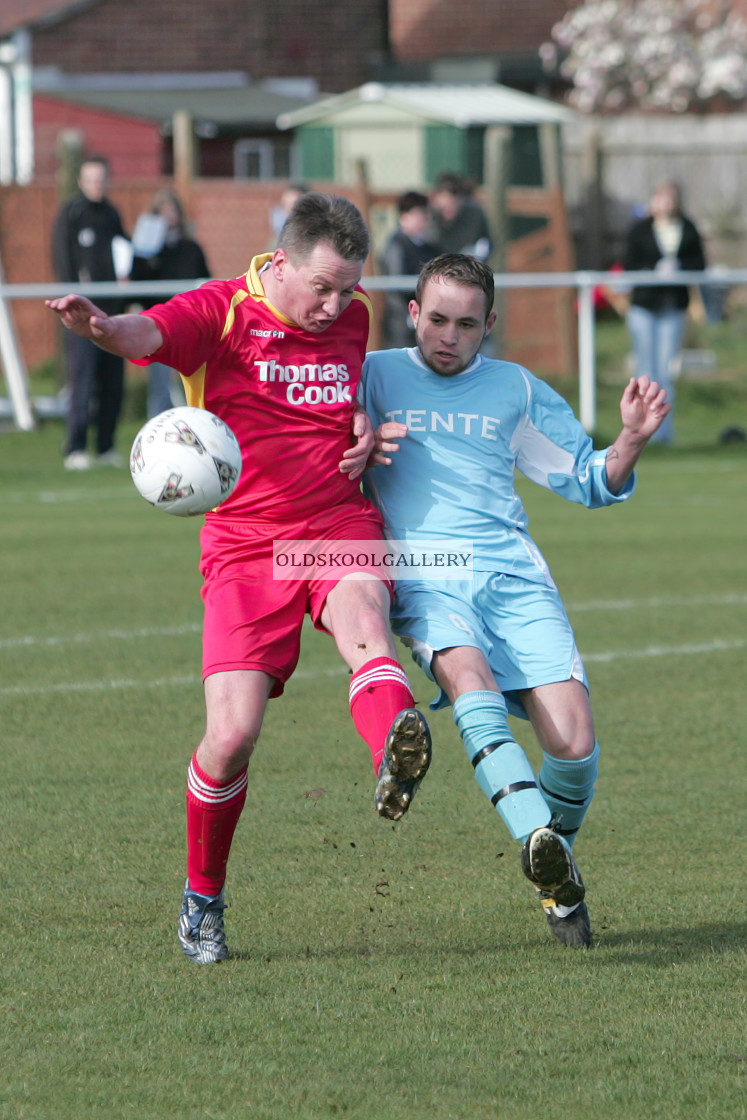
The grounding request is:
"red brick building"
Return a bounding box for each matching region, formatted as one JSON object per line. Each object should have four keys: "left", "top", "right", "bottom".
{"left": 388, "top": 0, "right": 572, "bottom": 84}
{"left": 3, "top": 0, "right": 387, "bottom": 92}
{"left": 0, "top": 0, "right": 390, "bottom": 180}
{"left": 0, "top": 0, "right": 577, "bottom": 183}
{"left": 0, "top": 0, "right": 583, "bottom": 381}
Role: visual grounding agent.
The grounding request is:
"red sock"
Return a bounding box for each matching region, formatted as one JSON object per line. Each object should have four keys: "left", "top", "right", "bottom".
{"left": 186, "top": 753, "right": 248, "bottom": 897}
{"left": 349, "top": 656, "right": 415, "bottom": 774}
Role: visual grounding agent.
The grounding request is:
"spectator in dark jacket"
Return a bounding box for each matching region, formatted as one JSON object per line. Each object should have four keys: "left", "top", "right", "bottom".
{"left": 52, "top": 155, "right": 128, "bottom": 469}
{"left": 130, "top": 189, "right": 211, "bottom": 416}
{"left": 623, "top": 180, "right": 706, "bottom": 443}
{"left": 427, "top": 172, "right": 492, "bottom": 261}
{"left": 378, "top": 191, "right": 439, "bottom": 348}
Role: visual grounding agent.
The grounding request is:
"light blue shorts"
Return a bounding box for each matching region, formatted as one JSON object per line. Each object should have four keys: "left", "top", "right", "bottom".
{"left": 391, "top": 571, "right": 588, "bottom": 720}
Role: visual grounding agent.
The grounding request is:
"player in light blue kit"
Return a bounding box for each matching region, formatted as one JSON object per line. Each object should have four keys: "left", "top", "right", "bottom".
{"left": 361, "top": 254, "right": 671, "bottom": 947}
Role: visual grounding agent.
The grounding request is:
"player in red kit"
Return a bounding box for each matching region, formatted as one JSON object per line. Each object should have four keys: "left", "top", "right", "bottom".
{"left": 47, "top": 194, "right": 432, "bottom": 964}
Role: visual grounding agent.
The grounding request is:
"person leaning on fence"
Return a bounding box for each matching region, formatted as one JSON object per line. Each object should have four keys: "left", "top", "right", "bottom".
{"left": 623, "top": 180, "right": 706, "bottom": 444}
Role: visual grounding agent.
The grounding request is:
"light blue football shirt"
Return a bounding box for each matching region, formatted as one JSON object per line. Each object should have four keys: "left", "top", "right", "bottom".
{"left": 360, "top": 347, "right": 635, "bottom": 583}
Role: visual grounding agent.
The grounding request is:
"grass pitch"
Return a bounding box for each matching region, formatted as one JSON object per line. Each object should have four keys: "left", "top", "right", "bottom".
{"left": 1, "top": 387, "right": 745, "bottom": 1119}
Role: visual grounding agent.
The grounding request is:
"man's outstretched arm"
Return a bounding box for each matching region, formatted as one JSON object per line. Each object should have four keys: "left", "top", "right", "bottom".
{"left": 46, "top": 295, "right": 163, "bottom": 360}
{"left": 605, "top": 375, "right": 671, "bottom": 494}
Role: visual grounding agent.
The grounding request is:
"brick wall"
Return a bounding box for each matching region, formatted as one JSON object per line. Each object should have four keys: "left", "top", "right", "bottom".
{"left": 31, "top": 0, "right": 386, "bottom": 93}
{"left": 0, "top": 184, "right": 62, "bottom": 373}
{"left": 0, "top": 178, "right": 375, "bottom": 373}
{"left": 1, "top": 175, "right": 574, "bottom": 378}
{"left": 388, "top": 0, "right": 573, "bottom": 63}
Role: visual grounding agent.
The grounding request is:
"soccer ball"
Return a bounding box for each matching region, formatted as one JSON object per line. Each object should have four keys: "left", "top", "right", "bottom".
{"left": 130, "top": 406, "right": 242, "bottom": 516}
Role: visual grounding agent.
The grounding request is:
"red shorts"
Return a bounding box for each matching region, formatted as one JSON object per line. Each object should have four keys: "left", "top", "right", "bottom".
{"left": 200, "top": 505, "right": 391, "bottom": 697}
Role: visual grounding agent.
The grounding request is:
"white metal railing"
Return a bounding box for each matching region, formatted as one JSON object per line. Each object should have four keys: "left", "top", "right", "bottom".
{"left": 0, "top": 269, "right": 742, "bottom": 432}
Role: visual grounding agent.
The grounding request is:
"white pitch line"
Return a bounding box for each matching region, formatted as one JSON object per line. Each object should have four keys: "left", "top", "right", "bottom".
{"left": 0, "top": 455, "right": 739, "bottom": 506}
{"left": 1, "top": 592, "right": 745, "bottom": 652}
{"left": 1, "top": 486, "right": 134, "bottom": 505}
{"left": 583, "top": 637, "right": 747, "bottom": 663}
{"left": 0, "top": 623, "right": 202, "bottom": 651}
{"left": 0, "top": 665, "right": 346, "bottom": 698}
{"left": 566, "top": 592, "right": 747, "bottom": 613}
{"left": 0, "top": 673, "right": 202, "bottom": 696}
{"left": 0, "top": 637, "right": 744, "bottom": 698}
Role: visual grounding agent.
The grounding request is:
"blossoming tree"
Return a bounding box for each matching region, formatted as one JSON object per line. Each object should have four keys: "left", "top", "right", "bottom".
{"left": 541, "top": 0, "right": 747, "bottom": 112}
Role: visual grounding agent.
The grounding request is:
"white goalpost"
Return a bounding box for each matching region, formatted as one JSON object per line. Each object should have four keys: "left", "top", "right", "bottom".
{"left": 0, "top": 249, "right": 35, "bottom": 431}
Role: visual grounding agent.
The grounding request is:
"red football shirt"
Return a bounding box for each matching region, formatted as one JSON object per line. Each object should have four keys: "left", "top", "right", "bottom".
{"left": 141, "top": 254, "right": 375, "bottom": 523}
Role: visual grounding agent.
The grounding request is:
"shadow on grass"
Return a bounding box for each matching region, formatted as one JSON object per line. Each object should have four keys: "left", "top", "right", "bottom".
{"left": 227, "top": 936, "right": 528, "bottom": 965}
{"left": 225, "top": 919, "right": 746, "bottom": 966}
{"left": 589, "top": 919, "right": 746, "bottom": 964}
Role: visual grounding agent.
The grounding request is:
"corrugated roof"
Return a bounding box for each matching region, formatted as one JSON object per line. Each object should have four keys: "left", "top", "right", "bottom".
{"left": 277, "top": 82, "right": 576, "bottom": 131}
{"left": 34, "top": 84, "right": 316, "bottom": 130}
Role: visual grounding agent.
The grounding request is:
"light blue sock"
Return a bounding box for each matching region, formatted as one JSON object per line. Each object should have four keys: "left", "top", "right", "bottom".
{"left": 538, "top": 742, "right": 600, "bottom": 847}
{"left": 453, "top": 690, "right": 551, "bottom": 843}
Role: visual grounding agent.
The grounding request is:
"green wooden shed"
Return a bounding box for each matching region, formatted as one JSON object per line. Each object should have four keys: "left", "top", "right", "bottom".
{"left": 276, "top": 82, "right": 575, "bottom": 192}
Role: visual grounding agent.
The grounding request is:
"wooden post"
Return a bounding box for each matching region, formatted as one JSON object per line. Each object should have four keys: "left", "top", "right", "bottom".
{"left": 53, "top": 129, "right": 84, "bottom": 387}
{"left": 56, "top": 128, "right": 83, "bottom": 201}
{"left": 172, "top": 110, "right": 196, "bottom": 205}
{"left": 580, "top": 127, "right": 604, "bottom": 269}
{"left": 483, "top": 125, "right": 512, "bottom": 356}
{"left": 538, "top": 122, "right": 561, "bottom": 190}
{"left": 354, "top": 157, "right": 383, "bottom": 349}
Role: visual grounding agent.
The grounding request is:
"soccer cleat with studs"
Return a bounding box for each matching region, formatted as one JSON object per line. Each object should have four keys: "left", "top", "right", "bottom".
{"left": 178, "top": 882, "right": 228, "bottom": 963}
{"left": 375, "top": 708, "right": 432, "bottom": 821}
{"left": 520, "top": 823, "right": 586, "bottom": 907}
{"left": 538, "top": 894, "right": 592, "bottom": 948}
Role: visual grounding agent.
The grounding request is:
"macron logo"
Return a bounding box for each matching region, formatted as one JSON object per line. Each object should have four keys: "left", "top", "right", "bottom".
{"left": 251, "top": 328, "right": 285, "bottom": 338}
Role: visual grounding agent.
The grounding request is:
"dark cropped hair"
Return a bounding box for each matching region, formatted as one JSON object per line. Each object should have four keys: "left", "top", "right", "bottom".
{"left": 433, "top": 171, "right": 466, "bottom": 196}
{"left": 397, "top": 190, "right": 429, "bottom": 214}
{"left": 415, "top": 253, "right": 495, "bottom": 318}
{"left": 278, "top": 192, "right": 370, "bottom": 263}
{"left": 79, "top": 154, "right": 111, "bottom": 175}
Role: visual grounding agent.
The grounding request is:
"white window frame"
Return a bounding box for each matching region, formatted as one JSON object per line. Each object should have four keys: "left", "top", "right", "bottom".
{"left": 233, "top": 138, "right": 299, "bottom": 180}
